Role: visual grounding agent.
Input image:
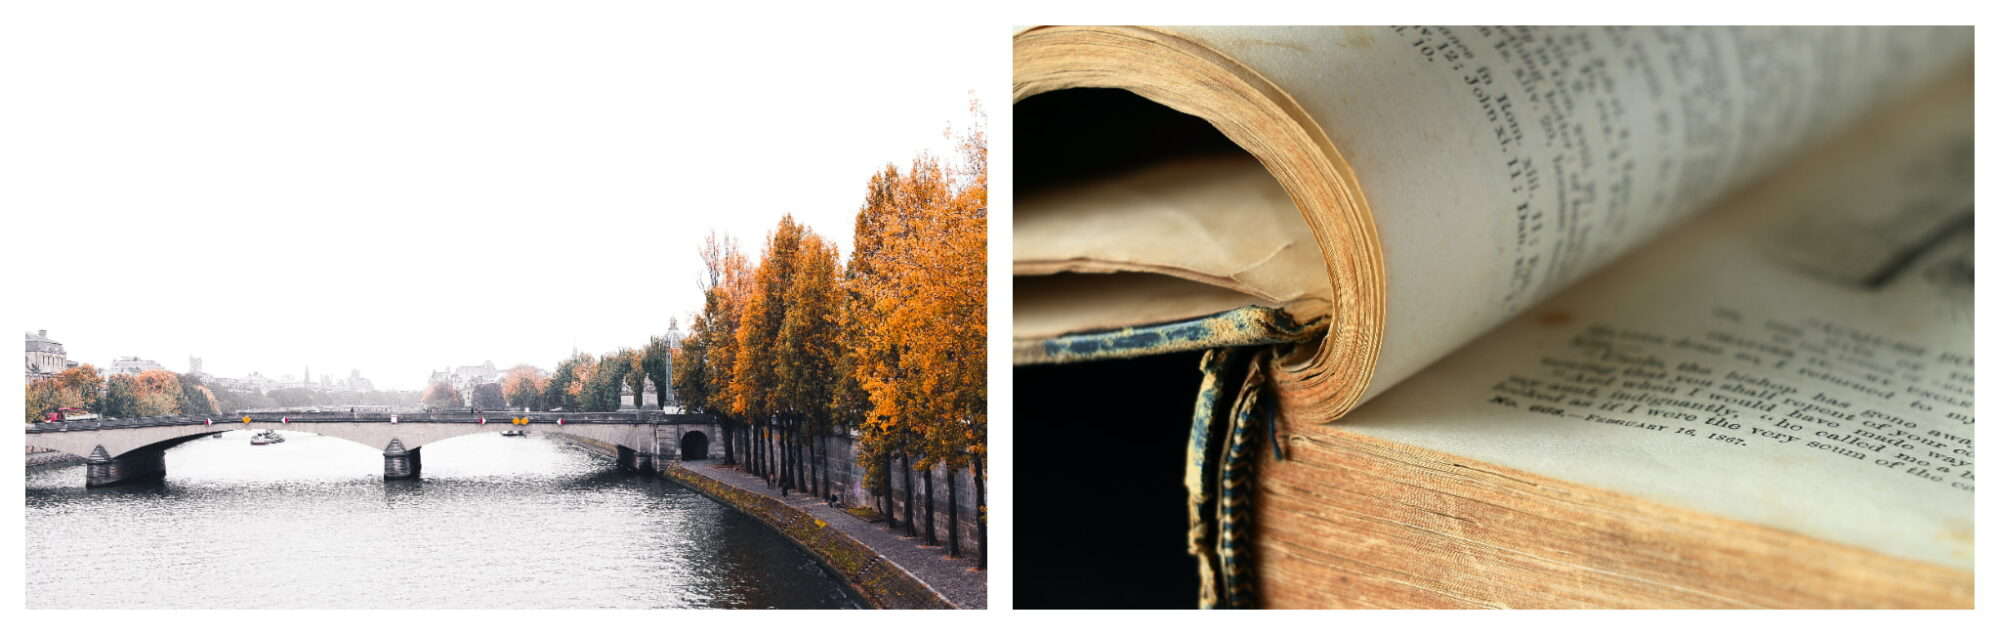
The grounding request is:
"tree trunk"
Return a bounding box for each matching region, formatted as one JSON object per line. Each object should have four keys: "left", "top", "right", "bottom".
{"left": 973, "top": 460, "right": 987, "bottom": 570}
{"left": 922, "top": 466, "right": 937, "bottom": 546}
{"left": 947, "top": 465, "right": 960, "bottom": 558}
{"left": 779, "top": 421, "right": 790, "bottom": 496}
{"left": 884, "top": 453, "right": 896, "bottom": 526}
{"left": 805, "top": 430, "right": 817, "bottom": 499}
{"left": 901, "top": 454, "right": 916, "bottom": 538}
{"left": 722, "top": 420, "right": 736, "bottom": 465}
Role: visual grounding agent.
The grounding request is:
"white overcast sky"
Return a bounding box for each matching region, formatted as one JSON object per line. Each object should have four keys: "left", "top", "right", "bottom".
{"left": 4, "top": 3, "right": 997, "bottom": 390}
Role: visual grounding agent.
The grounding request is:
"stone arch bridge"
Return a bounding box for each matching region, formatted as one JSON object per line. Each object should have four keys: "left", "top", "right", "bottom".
{"left": 25, "top": 411, "right": 721, "bottom": 487}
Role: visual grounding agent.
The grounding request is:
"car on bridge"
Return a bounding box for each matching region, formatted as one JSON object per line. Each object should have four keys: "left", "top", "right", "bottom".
{"left": 42, "top": 407, "right": 99, "bottom": 423}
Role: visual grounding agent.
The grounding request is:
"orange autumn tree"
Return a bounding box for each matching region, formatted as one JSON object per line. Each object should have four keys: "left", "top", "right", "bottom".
{"left": 841, "top": 98, "right": 987, "bottom": 560}
{"left": 847, "top": 162, "right": 925, "bottom": 537}
{"left": 849, "top": 148, "right": 985, "bottom": 550}
{"left": 131, "top": 369, "right": 186, "bottom": 417}
{"left": 658, "top": 97, "right": 985, "bottom": 565}
{"left": 734, "top": 215, "right": 806, "bottom": 493}
{"left": 501, "top": 365, "right": 548, "bottom": 410}
{"left": 675, "top": 231, "right": 752, "bottom": 466}
{"left": 25, "top": 364, "right": 104, "bottom": 422}
{"left": 565, "top": 353, "right": 598, "bottom": 407}
{"left": 932, "top": 99, "right": 986, "bottom": 565}
{"left": 778, "top": 231, "right": 843, "bottom": 502}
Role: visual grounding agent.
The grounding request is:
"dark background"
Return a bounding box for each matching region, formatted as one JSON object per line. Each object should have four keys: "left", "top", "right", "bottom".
{"left": 1015, "top": 86, "right": 1244, "bottom": 609}
{"left": 1013, "top": 350, "right": 1206, "bottom": 609}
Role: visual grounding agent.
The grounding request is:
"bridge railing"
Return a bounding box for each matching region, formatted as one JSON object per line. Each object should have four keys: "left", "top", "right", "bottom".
{"left": 27, "top": 410, "right": 708, "bottom": 433}
{"left": 26, "top": 415, "right": 214, "bottom": 433}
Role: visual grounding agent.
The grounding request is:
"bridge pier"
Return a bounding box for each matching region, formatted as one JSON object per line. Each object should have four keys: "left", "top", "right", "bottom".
{"left": 383, "top": 439, "right": 423, "bottom": 480}
{"left": 85, "top": 445, "right": 166, "bottom": 488}
{"left": 616, "top": 446, "right": 656, "bottom": 473}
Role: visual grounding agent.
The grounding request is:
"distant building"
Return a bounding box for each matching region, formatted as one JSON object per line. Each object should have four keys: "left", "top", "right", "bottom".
{"left": 245, "top": 371, "right": 276, "bottom": 392}
{"left": 429, "top": 361, "right": 500, "bottom": 407}
{"left": 205, "top": 375, "right": 251, "bottom": 392}
{"left": 25, "top": 330, "right": 74, "bottom": 379}
{"left": 450, "top": 361, "right": 500, "bottom": 388}
{"left": 344, "top": 369, "right": 374, "bottom": 393}
{"left": 108, "top": 356, "right": 165, "bottom": 376}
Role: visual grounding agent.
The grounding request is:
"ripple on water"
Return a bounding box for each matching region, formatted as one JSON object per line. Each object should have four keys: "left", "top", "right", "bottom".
{"left": 26, "top": 431, "right": 861, "bottom": 609}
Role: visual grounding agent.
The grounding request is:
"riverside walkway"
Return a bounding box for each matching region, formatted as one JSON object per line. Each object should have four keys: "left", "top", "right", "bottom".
{"left": 674, "top": 460, "right": 987, "bottom": 609}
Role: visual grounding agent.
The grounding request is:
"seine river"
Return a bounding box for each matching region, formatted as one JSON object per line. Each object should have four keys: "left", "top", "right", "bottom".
{"left": 25, "top": 430, "right": 861, "bottom": 609}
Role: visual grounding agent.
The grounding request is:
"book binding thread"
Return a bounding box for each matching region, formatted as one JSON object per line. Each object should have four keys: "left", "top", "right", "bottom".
{"left": 1187, "top": 344, "right": 1283, "bottom": 609}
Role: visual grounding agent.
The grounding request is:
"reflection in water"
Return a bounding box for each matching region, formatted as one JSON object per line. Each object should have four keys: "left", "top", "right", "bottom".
{"left": 26, "top": 431, "right": 860, "bottom": 609}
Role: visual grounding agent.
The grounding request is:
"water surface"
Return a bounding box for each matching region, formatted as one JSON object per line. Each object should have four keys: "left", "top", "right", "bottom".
{"left": 26, "top": 430, "right": 860, "bottom": 609}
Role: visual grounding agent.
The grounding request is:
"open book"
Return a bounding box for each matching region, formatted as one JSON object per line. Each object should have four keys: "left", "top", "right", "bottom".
{"left": 1014, "top": 26, "right": 1973, "bottom": 608}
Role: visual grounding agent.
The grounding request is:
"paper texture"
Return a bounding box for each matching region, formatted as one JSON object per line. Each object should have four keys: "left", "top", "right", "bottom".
{"left": 1015, "top": 156, "right": 1330, "bottom": 337}
{"left": 1330, "top": 76, "right": 1973, "bottom": 568}
{"left": 1016, "top": 26, "right": 1973, "bottom": 419}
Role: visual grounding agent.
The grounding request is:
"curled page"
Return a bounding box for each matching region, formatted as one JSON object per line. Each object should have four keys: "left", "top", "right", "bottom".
{"left": 1014, "top": 26, "right": 1973, "bottom": 424}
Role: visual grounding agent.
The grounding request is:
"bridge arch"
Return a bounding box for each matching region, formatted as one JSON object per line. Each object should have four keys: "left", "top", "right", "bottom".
{"left": 32, "top": 422, "right": 664, "bottom": 487}
{"left": 28, "top": 412, "right": 722, "bottom": 487}
{"left": 679, "top": 430, "right": 710, "bottom": 461}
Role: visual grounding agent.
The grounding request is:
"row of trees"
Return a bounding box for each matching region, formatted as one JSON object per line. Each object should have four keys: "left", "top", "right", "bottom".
{"left": 672, "top": 103, "right": 986, "bottom": 567}
{"left": 215, "top": 387, "right": 420, "bottom": 412}
{"left": 25, "top": 365, "right": 220, "bottom": 421}
{"left": 26, "top": 364, "right": 425, "bottom": 422}
{"left": 479, "top": 337, "right": 676, "bottom": 413}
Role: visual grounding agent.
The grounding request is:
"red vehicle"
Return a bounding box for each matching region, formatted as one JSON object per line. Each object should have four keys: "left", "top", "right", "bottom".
{"left": 44, "top": 407, "right": 99, "bottom": 422}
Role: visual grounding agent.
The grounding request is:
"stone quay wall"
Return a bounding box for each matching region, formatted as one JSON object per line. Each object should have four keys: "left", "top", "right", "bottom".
{"left": 688, "top": 427, "right": 983, "bottom": 554}
{"left": 662, "top": 463, "right": 954, "bottom": 609}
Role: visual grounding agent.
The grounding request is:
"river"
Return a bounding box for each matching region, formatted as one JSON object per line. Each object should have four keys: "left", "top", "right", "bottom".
{"left": 24, "top": 430, "right": 862, "bottom": 609}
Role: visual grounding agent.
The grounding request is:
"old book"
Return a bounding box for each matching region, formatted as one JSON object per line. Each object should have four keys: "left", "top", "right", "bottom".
{"left": 1014, "top": 26, "right": 1973, "bottom": 608}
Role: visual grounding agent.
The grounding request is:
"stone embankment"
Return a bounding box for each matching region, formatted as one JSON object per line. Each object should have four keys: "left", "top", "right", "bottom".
{"left": 665, "top": 461, "right": 983, "bottom": 609}
{"left": 26, "top": 449, "right": 83, "bottom": 471}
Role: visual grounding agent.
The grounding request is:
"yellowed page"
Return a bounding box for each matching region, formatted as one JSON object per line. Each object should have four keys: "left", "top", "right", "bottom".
{"left": 1325, "top": 74, "right": 1972, "bottom": 569}
{"left": 1016, "top": 27, "right": 1972, "bottom": 420}
{"left": 1015, "top": 156, "right": 1330, "bottom": 337}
